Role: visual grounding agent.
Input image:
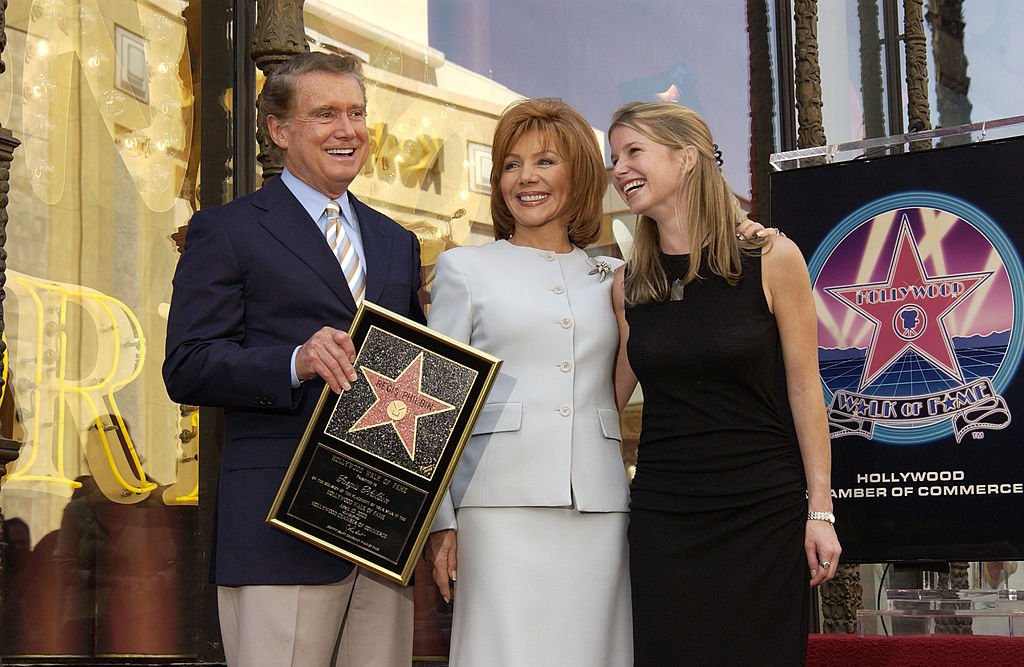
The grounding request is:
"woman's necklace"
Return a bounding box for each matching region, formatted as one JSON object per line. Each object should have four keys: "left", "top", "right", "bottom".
{"left": 663, "top": 239, "right": 691, "bottom": 302}
{"left": 670, "top": 278, "right": 686, "bottom": 301}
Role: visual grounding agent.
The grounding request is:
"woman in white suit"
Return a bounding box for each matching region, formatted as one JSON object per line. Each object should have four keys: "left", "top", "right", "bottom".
{"left": 424, "top": 98, "right": 633, "bottom": 666}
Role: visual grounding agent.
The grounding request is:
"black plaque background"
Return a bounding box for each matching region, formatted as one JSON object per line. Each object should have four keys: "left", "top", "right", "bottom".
{"left": 287, "top": 446, "right": 427, "bottom": 565}
{"left": 268, "top": 302, "right": 501, "bottom": 584}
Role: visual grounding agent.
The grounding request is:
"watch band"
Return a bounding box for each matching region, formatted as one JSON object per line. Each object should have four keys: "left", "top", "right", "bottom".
{"left": 808, "top": 511, "right": 836, "bottom": 525}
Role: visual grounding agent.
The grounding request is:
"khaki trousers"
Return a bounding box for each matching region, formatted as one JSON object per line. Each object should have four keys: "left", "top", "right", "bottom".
{"left": 217, "top": 568, "right": 414, "bottom": 667}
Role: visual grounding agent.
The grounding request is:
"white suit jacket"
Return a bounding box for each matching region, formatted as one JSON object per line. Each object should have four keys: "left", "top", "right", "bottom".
{"left": 429, "top": 240, "right": 630, "bottom": 531}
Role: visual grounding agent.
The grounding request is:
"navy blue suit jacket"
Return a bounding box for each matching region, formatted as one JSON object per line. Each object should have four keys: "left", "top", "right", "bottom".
{"left": 163, "top": 176, "right": 425, "bottom": 585}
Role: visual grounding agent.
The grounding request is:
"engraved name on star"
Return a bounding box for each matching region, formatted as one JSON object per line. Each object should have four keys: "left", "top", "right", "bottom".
{"left": 826, "top": 216, "right": 990, "bottom": 391}
{"left": 349, "top": 353, "right": 455, "bottom": 459}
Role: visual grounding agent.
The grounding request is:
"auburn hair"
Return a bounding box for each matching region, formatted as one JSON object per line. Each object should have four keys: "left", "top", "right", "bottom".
{"left": 490, "top": 98, "right": 606, "bottom": 247}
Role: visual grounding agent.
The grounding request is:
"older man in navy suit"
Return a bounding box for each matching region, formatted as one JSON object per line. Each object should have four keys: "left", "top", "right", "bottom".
{"left": 164, "top": 52, "right": 424, "bottom": 667}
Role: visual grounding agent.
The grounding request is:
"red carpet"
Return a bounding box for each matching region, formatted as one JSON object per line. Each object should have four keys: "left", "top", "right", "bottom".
{"left": 807, "top": 633, "right": 1024, "bottom": 666}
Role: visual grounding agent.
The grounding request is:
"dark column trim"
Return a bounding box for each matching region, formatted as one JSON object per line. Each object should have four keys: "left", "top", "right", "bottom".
{"left": 234, "top": 0, "right": 257, "bottom": 198}
{"left": 774, "top": 0, "right": 798, "bottom": 151}
{"left": 195, "top": 1, "right": 239, "bottom": 663}
{"left": 882, "top": 0, "right": 905, "bottom": 136}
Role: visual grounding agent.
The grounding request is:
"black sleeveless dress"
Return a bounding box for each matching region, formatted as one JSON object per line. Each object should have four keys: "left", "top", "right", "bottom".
{"left": 625, "top": 250, "right": 809, "bottom": 666}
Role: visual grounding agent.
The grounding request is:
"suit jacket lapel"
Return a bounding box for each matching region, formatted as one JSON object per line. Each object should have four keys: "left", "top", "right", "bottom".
{"left": 350, "top": 193, "right": 395, "bottom": 305}
{"left": 254, "top": 178, "right": 358, "bottom": 311}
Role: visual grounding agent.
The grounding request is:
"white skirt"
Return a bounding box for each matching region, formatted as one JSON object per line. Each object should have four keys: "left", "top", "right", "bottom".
{"left": 449, "top": 506, "right": 632, "bottom": 667}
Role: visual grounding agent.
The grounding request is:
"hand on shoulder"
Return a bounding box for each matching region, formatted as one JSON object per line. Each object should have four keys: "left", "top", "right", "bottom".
{"left": 761, "top": 233, "right": 807, "bottom": 275}
{"left": 760, "top": 234, "right": 813, "bottom": 313}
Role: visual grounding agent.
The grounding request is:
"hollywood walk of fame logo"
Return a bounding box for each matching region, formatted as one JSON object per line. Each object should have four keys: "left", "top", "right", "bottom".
{"left": 825, "top": 218, "right": 991, "bottom": 391}
{"left": 349, "top": 353, "right": 455, "bottom": 460}
{"left": 810, "top": 192, "right": 1024, "bottom": 445}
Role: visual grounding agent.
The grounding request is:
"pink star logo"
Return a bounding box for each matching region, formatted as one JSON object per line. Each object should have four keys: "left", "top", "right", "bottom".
{"left": 350, "top": 353, "right": 455, "bottom": 459}
{"left": 826, "top": 216, "right": 990, "bottom": 390}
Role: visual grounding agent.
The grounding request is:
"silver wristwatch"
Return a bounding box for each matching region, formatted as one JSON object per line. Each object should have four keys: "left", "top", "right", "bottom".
{"left": 807, "top": 511, "right": 836, "bottom": 525}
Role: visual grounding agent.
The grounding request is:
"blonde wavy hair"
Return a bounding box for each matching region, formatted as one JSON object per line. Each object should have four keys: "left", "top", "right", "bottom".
{"left": 610, "top": 102, "right": 764, "bottom": 306}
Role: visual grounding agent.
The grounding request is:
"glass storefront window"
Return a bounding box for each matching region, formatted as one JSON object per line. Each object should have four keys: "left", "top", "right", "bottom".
{"left": 814, "top": 0, "right": 1023, "bottom": 145}
{"left": 0, "top": 0, "right": 209, "bottom": 661}
{"left": 930, "top": 1, "right": 1022, "bottom": 128}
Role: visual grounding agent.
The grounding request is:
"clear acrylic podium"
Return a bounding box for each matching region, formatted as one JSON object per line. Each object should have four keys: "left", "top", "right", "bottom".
{"left": 857, "top": 589, "right": 1024, "bottom": 637}
{"left": 769, "top": 114, "right": 1024, "bottom": 170}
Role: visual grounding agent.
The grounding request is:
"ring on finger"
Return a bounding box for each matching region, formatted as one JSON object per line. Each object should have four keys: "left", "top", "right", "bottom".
{"left": 821, "top": 561, "right": 831, "bottom": 570}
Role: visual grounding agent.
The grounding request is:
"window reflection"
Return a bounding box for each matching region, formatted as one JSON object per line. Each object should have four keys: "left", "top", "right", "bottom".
{"left": 1, "top": 0, "right": 198, "bottom": 659}
{"left": 815, "top": 0, "right": 1023, "bottom": 144}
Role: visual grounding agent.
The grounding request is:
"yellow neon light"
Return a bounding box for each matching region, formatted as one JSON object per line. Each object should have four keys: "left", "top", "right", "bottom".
{"left": 6, "top": 273, "right": 157, "bottom": 497}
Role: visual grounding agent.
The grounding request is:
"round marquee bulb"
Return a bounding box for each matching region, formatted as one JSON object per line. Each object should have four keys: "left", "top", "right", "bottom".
{"left": 102, "top": 91, "right": 128, "bottom": 117}
{"left": 30, "top": 162, "right": 56, "bottom": 188}
{"left": 23, "top": 75, "right": 55, "bottom": 101}
{"left": 148, "top": 166, "right": 172, "bottom": 192}
{"left": 83, "top": 49, "right": 111, "bottom": 76}
{"left": 29, "top": 37, "right": 53, "bottom": 62}
{"left": 29, "top": 0, "right": 55, "bottom": 22}
{"left": 28, "top": 113, "right": 56, "bottom": 137}
{"left": 155, "top": 95, "right": 182, "bottom": 116}
{"left": 154, "top": 132, "right": 177, "bottom": 153}
{"left": 146, "top": 16, "right": 178, "bottom": 44}
{"left": 122, "top": 131, "right": 149, "bottom": 156}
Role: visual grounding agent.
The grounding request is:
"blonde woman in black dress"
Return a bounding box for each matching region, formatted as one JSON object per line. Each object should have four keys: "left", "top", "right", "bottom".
{"left": 609, "top": 102, "right": 841, "bottom": 666}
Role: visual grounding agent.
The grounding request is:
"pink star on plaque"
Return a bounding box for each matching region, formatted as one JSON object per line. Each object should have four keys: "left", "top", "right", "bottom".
{"left": 826, "top": 216, "right": 990, "bottom": 390}
{"left": 349, "top": 353, "right": 455, "bottom": 459}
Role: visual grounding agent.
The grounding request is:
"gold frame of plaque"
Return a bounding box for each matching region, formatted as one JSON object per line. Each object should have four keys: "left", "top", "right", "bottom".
{"left": 268, "top": 302, "right": 501, "bottom": 585}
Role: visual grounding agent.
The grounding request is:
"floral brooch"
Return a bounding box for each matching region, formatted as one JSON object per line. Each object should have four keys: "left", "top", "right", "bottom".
{"left": 588, "top": 259, "right": 612, "bottom": 282}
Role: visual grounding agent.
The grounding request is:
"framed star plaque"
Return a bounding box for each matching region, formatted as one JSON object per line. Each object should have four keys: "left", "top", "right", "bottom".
{"left": 267, "top": 301, "right": 501, "bottom": 585}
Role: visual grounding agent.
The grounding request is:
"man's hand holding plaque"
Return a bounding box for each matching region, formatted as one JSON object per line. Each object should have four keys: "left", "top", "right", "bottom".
{"left": 268, "top": 302, "right": 501, "bottom": 585}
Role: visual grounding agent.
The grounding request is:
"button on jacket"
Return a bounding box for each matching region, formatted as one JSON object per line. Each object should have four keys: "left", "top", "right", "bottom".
{"left": 429, "top": 240, "right": 629, "bottom": 529}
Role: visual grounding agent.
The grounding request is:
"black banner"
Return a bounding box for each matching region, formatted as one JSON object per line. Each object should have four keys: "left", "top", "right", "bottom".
{"left": 771, "top": 136, "right": 1024, "bottom": 562}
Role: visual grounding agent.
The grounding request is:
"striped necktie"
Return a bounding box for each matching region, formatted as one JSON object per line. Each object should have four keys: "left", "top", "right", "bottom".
{"left": 324, "top": 200, "right": 366, "bottom": 305}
